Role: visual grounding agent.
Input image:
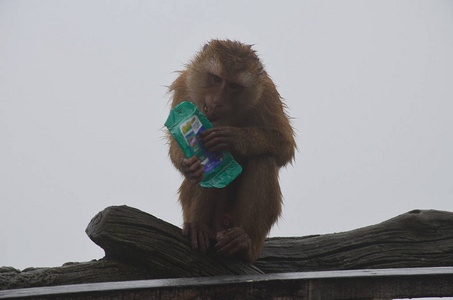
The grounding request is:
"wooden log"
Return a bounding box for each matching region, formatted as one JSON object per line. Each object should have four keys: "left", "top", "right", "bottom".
{"left": 2, "top": 207, "right": 453, "bottom": 291}
{"left": 85, "top": 205, "right": 263, "bottom": 277}
{"left": 86, "top": 206, "right": 453, "bottom": 276}
{"left": 256, "top": 209, "right": 453, "bottom": 273}
{"left": 0, "top": 259, "right": 160, "bottom": 291}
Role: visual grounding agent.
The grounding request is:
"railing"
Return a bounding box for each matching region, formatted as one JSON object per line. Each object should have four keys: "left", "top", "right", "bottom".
{"left": 1, "top": 267, "right": 453, "bottom": 299}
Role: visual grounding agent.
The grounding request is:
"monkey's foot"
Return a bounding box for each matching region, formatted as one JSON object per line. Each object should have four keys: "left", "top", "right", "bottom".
{"left": 215, "top": 227, "right": 251, "bottom": 260}
{"left": 182, "top": 222, "right": 213, "bottom": 255}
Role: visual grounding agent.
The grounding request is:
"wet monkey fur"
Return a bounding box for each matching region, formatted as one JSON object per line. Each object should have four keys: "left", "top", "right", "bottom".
{"left": 167, "top": 40, "right": 296, "bottom": 262}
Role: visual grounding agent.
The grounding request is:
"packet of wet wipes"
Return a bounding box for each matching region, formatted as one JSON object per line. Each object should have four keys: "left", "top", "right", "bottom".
{"left": 165, "top": 101, "right": 242, "bottom": 188}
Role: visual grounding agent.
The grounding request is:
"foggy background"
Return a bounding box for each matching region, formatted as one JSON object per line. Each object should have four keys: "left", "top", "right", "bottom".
{"left": 1, "top": 1, "right": 452, "bottom": 271}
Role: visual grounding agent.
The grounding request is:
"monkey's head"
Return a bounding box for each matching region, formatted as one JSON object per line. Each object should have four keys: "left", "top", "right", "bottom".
{"left": 186, "top": 39, "right": 266, "bottom": 126}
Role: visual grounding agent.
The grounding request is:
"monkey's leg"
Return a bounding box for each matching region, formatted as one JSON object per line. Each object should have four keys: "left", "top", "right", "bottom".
{"left": 216, "top": 156, "right": 282, "bottom": 261}
{"left": 179, "top": 180, "right": 227, "bottom": 255}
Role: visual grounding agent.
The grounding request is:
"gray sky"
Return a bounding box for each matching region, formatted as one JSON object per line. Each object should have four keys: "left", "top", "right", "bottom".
{"left": 1, "top": 1, "right": 452, "bottom": 270}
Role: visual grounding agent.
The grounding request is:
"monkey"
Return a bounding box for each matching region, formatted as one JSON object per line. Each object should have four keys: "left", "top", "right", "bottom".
{"left": 167, "top": 39, "right": 296, "bottom": 262}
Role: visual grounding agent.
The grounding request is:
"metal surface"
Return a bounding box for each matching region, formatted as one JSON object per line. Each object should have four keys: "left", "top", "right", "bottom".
{"left": 1, "top": 267, "right": 453, "bottom": 299}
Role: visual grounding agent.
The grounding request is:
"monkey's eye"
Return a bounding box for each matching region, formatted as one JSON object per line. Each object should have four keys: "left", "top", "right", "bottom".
{"left": 210, "top": 74, "right": 222, "bottom": 85}
{"left": 229, "top": 82, "right": 243, "bottom": 90}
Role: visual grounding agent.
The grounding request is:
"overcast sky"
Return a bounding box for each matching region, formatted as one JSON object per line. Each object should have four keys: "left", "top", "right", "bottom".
{"left": 1, "top": 1, "right": 452, "bottom": 270}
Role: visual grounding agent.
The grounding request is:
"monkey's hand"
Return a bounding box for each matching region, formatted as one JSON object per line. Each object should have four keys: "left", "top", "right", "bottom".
{"left": 215, "top": 227, "right": 252, "bottom": 261}
{"left": 182, "top": 222, "right": 212, "bottom": 255}
{"left": 180, "top": 155, "right": 204, "bottom": 183}
{"left": 199, "top": 127, "right": 238, "bottom": 153}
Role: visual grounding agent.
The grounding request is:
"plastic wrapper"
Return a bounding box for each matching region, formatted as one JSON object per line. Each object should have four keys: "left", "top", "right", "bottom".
{"left": 165, "top": 101, "right": 242, "bottom": 188}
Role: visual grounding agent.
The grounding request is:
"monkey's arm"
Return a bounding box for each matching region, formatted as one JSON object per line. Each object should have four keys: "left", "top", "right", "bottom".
{"left": 200, "top": 126, "right": 295, "bottom": 166}
{"left": 168, "top": 136, "right": 185, "bottom": 171}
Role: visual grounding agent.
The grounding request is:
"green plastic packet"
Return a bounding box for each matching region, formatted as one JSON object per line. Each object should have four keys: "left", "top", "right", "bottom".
{"left": 165, "top": 101, "right": 242, "bottom": 188}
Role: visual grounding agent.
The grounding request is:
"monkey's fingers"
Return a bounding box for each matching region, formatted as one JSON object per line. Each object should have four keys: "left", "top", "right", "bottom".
{"left": 204, "top": 141, "right": 230, "bottom": 153}
{"left": 217, "top": 235, "right": 248, "bottom": 256}
{"left": 197, "top": 230, "right": 210, "bottom": 255}
{"left": 200, "top": 127, "right": 231, "bottom": 140}
{"left": 187, "top": 166, "right": 205, "bottom": 183}
{"left": 200, "top": 130, "right": 233, "bottom": 152}
{"left": 181, "top": 156, "right": 201, "bottom": 171}
{"left": 190, "top": 226, "right": 199, "bottom": 251}
{"left": 225, "top": 239, "right": 249, "bottom": 257}
{"left": 215, "top": 227, "right": 250, "bottom": 256}
{"left": 187, "top": 222, "right": 211, "bottom": 256}
{"left": 200, "top": 127, "right": 228, "bottom": 137}
{"left": 181, "top": 156, "right": 204, "bottom": 183}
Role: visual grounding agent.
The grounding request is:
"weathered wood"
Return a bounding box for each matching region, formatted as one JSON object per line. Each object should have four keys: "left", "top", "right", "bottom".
{"left": 85, "top": 206, "right": 263, "bottom": 277}
{"left": 2, "top": 207, "right": 453, "bottom": 291}
{"left": 2, "top": 267, "right": 453, "bottom": 299}
{"left": 86, "top": 206, "right": 453, "bottom": 275}
{"left": 0, "top": 260, "right": 160, "bottom": 291}
{"left": 256, "top": 209, "right": 453, "bottom": 273}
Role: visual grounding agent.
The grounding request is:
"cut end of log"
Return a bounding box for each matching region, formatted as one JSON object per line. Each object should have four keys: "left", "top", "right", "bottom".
{"left": 85, "top": 205, "right": 263, "bottom": 278}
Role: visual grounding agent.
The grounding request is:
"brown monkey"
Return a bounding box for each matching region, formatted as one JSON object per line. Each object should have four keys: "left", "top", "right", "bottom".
{"left": 167, "top": 39, "right": 296, "bottom": 262}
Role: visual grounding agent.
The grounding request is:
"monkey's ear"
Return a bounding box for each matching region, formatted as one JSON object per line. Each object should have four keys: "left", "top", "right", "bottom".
{"left": 203, "top": 42, "right": 210, "bottom": 51}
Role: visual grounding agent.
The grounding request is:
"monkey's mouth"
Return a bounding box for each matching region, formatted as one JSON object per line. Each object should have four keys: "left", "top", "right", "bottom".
{"left": 203, "top": 103, "right": 221, "bottom": 122}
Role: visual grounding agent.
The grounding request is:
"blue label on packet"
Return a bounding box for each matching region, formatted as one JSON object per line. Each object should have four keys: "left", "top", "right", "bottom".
{"left": 179, "top": 115, "right": 222, "bottom": 173}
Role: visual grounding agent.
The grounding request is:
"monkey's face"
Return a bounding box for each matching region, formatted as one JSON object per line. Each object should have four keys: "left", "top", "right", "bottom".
{"left": 202, "top": 71, "right": 248, "bottom": 123}
{"left": 186, "top": 40, "right": 265, "bottom": 126}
